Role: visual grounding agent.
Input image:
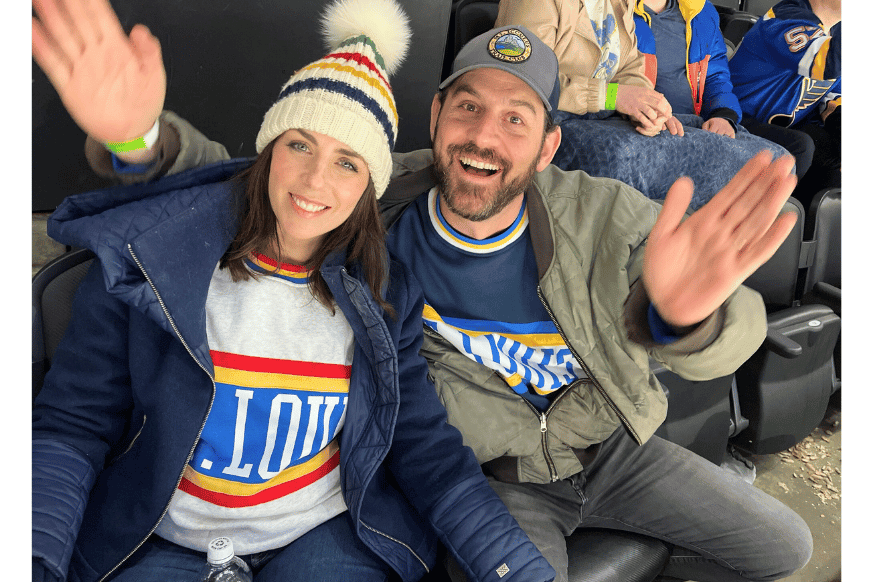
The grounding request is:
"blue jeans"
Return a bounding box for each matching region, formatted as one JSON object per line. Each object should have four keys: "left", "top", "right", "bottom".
{"left": 99, "top": 512, "right": 400, "bottom": 582}
{"left": 451, "top": 428, "right": 812, "bottom": 582}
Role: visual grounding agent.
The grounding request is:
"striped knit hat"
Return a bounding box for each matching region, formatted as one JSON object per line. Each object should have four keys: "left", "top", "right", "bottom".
{"left": 255, "top": 0, "right": 411, "bottom": 198}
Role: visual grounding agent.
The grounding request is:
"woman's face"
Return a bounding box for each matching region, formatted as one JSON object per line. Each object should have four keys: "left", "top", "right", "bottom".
{"left": 267, "top": 128, "right": 370, "bottom": 264}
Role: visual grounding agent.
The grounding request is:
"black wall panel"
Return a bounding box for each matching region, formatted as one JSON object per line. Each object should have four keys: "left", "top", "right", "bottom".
{"left": 32, "top": 0, "right": 451, "bottom": 211}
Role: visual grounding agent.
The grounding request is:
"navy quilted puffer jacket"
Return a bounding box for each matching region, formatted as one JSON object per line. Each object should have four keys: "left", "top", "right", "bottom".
{"left": 32, "top": 159, "right": 555, "bottom": 582}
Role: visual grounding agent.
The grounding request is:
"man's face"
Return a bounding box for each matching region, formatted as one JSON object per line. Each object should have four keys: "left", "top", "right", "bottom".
{"left": 430, "top": 68, "right": 560, "bottom": 223}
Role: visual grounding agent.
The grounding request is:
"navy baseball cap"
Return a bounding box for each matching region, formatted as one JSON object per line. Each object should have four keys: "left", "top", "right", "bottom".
{"left": 440, "top": 25, "right": 561, "bottom": 114}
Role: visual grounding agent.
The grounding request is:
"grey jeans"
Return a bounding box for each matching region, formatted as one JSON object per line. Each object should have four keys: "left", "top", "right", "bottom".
{"left": 450, "top": 428, "right": 812, "bottom": 582}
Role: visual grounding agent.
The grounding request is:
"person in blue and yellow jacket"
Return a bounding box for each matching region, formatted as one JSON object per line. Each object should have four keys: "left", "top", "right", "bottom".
{"left": 729, "top": 0, "right": 840, "bottom": 207}
{"left": 633, "top": 0, "right": 741, "bottom": 138}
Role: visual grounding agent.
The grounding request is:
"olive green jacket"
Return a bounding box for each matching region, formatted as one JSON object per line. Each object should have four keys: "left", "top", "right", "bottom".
{"left": 383, "top": 149, "right": 766, "bottom": 484}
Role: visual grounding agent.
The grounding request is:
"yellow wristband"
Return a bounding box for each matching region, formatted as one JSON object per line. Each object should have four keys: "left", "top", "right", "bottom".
{"left": 104, "top": 119, "right": 160, "bottom": 153}
{"left": 604, "top": 83, "right": 619, "bottom": 110}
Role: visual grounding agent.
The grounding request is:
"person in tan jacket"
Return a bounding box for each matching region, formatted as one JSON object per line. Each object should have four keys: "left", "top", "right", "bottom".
{"left": 495, "top": 0, "right": 789, "bottom": 211}
{"left": 496, "top": 0, "right": 677, "bottom": 136}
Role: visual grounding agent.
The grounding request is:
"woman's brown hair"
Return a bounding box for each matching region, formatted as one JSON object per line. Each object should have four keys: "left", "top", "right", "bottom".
{"left": 220, "top": 137, "right": 395, "bottom": 318}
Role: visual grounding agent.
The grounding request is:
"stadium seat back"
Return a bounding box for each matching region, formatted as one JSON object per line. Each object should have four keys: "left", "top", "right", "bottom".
{"left": 32, "top": 248, "right": 96, "bottom": 403}
{"left": 732, "top": 197, "right": 839, "bottom": 454}
{"left": 803, "top": 188, "right": 841, "bottom": 293}
{"left": 743, "top": 197, "right": 805, "bottom": 311}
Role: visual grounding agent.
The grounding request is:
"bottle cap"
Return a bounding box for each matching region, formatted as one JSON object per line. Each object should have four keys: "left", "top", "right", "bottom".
{"left": 206, "top": 537, "right": 234, "bottom": 565}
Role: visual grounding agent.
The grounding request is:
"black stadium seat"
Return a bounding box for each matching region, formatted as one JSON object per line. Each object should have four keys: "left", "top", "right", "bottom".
{"left": 32, "top": 248, "right": 96, "bottom": 403}
{"left": 743, "top": 0, "right": 779, "bottom": 17}
{"left": 800, "top": 188, "right": 841, "bottom": 389}
{"left": 802, "top": 188, "right": 841, "bottom": 302}
{"left": 732, "top": 198, "right": 840, "bottom": 454}
{"left": 714, "top": 6, "right": 760, "bottom": 50}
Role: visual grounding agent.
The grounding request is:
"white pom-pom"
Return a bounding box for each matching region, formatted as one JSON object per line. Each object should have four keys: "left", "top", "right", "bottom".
{"left": 320, "top": 0, "right": 411, "bottom": 76}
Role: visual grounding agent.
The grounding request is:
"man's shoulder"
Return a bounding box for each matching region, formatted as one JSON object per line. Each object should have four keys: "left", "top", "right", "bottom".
{"left": 534, "top": 164, "right": 657, "bottom": 207}
{"left": 381, "top": 149, "right": 436, "bottom": 229}
{"left": 532, "top": 164, "right": 661, "bottom": 240}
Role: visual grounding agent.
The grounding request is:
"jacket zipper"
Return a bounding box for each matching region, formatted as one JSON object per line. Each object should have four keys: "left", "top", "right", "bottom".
{"left": 518, "top": 376, "right": 585, "bottom": 482}
{"left": 336, "top": 268, "right": 431, "bottom": 574}
{"left": 537, "top": 286, "right": 641, "bottom": 445}
{"left": 419, "top": 294, "right": 635, "bottom": 481}
{"left": 98, "top": 245, "right": 217, "bottom": 582}
{"left": 360, "top": 519, "right": 429, "bottom": 573}
{"left": 422, "top": 321, "right": 563, "bottom": 480}
{"left": 106, "top": 414, "right": 147, "bottom": 466}
{"left": 537, "top": 409, "right": 557, "bottom": 482}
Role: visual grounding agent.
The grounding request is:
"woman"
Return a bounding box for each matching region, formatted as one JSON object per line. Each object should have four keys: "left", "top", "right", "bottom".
{"left": 30, "top": 1, "right": 555, "bottom": 581}
{"left": 495, "top": 0, "right": 788, "bottom": 210}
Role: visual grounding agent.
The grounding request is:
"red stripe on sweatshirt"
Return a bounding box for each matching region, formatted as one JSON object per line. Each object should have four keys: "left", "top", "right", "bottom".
{"left": 211, "top": 351, "right": 351, "bottom": 379}
{"left": 178, "top": 450, "right": 341, "bottom": 508}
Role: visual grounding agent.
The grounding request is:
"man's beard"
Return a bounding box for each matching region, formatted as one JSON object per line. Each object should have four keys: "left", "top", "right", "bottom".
{"left": 433, "top": 141, "right": 540, "bottom": 222}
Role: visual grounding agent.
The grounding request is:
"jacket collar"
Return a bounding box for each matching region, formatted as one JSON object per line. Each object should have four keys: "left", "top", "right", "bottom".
{"left": 49, "top": 158, "right": 377, "bottom": 375}
{"left": 48, "top": 160, "right": 251, "bottom": 370}
{"left": 380, "top": 161, "right": 558, "bottom": 282}
{"left": 634, "top": 0, "right": 704, "bottom": 24}
{"left": 126, "top": 184, "right": 241, "bottom": 370}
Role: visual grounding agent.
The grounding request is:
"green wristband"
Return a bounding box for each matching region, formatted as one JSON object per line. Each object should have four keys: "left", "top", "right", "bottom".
{"left": 104, "top": 119, "right": 160, "bottom": 153}
{"left": 104, "top": 136, "right": 148, "bottom": 153}
{"left": 604, "top": 83, "right": 618, "bottom": 110}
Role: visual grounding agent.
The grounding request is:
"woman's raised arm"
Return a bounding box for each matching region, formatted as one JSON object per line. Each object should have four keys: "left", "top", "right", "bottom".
{"left": 32, "top": 0, "right": 166, "bottom": 164}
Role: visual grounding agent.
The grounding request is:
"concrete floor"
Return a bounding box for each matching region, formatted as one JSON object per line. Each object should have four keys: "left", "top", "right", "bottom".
{"left": 746, "top": 395, "right": 842, "bottom": 582}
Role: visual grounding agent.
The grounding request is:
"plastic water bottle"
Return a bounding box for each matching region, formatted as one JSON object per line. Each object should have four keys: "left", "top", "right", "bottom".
{"left": 198, "top": 537, "right": 253, "bottom": 582}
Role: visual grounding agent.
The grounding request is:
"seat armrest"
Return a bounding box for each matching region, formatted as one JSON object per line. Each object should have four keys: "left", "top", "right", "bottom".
{"left": 802, "top": 282, "right": 841, "bottom": 316}
{"left": 763, "top": 328, "right": 803, "bottom": 359}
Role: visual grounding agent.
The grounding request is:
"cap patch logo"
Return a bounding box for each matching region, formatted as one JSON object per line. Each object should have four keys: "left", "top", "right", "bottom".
{"left": 488, "top": 29, "right": 532, "bottom": 63}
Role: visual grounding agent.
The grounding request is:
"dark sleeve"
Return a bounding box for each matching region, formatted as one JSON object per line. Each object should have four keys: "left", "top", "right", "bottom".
{"left": 32, "top": 557, "right": 59, "bottom": 582}
{"left": 33, "top": 262, "right": 136, "bottom": 580}
{"left": 623, "top": 279, "right": 723, "bottom": 351}
{"left": 84, "top": 110, "right": 231, "bottom": 184}
{"left": 85, "top": 115, "right": 182, "bottom": 184}
{"left": 706, "top": 107, "right": 739, "bottom": 130}
{"left": 698, "top": 4, "right": 742, "bottom": 122}
{"left": 824, "top": 21, "right": 841, "bottom": 79}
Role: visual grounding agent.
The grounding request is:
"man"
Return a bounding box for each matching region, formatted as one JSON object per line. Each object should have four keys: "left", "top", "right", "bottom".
{"left": 381, "top": 25, "right": 812, "bottom": 582}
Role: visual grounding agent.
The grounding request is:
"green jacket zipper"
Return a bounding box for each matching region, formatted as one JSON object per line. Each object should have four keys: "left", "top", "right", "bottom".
{"left": 517, "top": 374, "right": 592, "bottom": 483}
{"left": 97, "top": 245, "right": 217, "bottom": 582}
{"left": 537, "top": 286, "right": 642, "bottom": 445}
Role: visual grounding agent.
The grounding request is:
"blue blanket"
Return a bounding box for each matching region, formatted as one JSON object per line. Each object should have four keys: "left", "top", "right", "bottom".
{"left": 551, "top": 112, "right": 790, "bottom": 211}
